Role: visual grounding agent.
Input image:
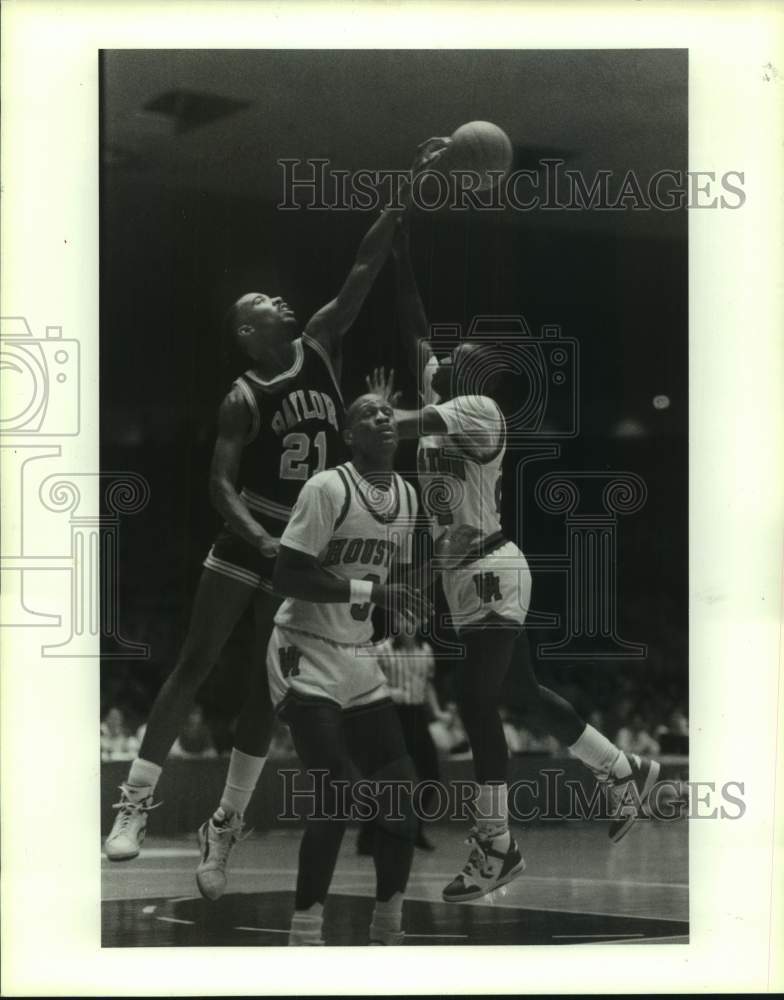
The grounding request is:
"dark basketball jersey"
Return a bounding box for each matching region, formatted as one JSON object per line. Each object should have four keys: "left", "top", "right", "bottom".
{"left": 231, "top": 333, "right": 347, "bottom": 538}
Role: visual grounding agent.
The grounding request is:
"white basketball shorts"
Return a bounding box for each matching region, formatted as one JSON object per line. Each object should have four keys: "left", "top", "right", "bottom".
{"left": 441, "top": 541, "right": 531, "bottom": 631}
{"left": 267, "top": 624, "right": 389, "bottom": 711}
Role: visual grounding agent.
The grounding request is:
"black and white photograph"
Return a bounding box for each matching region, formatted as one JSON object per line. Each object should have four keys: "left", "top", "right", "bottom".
{"left": 2, "top": 2, "right": 782, "bottom": 995}
{"left": 99, "top": 48, "right": 690, "bottom": 948}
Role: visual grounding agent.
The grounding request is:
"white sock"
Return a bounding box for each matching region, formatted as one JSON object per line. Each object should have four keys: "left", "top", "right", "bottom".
{"left": 568, "top": 725, "right": 630, "bottom": 779}
{"left": 474, "top": 783, "right": 509, "bottom": 839}
{"left": 372, "top": 892, "right": 403, "bottom": 928}
{"left": 289, "top": 902, "right": 324, "bottom": 946}
{"left": 219, "top": 750, "right": 267, "bottom": 816}
{"left": 370, "top": 893, "right": 404, "bottom": 942}
{"left": 127, "top": 758, "right": 162, "bottom": 796}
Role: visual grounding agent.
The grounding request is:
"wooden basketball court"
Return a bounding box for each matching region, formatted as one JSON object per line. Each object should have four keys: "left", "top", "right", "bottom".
{"left": 102, "top": 819, "right": 688, "bottom": 947}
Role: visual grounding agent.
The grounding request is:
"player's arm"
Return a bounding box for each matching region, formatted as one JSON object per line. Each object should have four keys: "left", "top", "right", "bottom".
{"left": 304, "top": 139, "right": 447, "bottom": 361}
{"left": 208, "top": 388, "right": 279, "bottom": 557}
{"left": 392, "top": 404, "right": 448, "bottom": 439}
{"left": 391, "top": 138, "right": 452, "bottom": 396}
{"left": 303, "top": 207, "right": 404, "bottom": 359}
{"left": 395, "top": 394, "right": 502, "bottom": 451}
{"left": 272, "top": 477, "right": 431, "bottom": 619}
{"left": 392, "top": 215, "right": 435, "bottom": 389}
{"left": 274, "top": 546, "right": 431, "bottom": 621}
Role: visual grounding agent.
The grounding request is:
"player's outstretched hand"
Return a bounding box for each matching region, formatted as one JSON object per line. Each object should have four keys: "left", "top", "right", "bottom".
{"left": 257, "top": 533, "right": 281, "bottom": 559}
{"left": 411, "top": 136, "right": 452, "bottom": 175}
{"left": 391, "top": 213, "right": 410, "bottom": 258}
{"left": 365, "top": 366, "right": 402, "bottom": 407}
{"left": 373, "top": 581, "right": 433, "bottom": 627}
{"left": 434, "top": 525, "right": 484, "bottom": 571}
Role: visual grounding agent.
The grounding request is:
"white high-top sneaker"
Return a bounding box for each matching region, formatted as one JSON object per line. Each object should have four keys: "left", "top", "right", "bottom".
{"left": 104, "top": 785, "right": 159, "bottom": 861}
{"left": 195, "top": 811, "right": 245, "bottom": 901}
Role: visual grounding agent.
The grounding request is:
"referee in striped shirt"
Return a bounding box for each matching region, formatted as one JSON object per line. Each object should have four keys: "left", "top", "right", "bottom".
{"left": 357, "top": 627, "right": 445, "bottom": 853}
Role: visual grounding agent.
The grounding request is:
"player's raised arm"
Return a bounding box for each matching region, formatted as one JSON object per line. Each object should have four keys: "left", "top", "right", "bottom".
{"left": 304, "top": 138, "right": 450, "bottom": 364}
{"left": 303, "top": 207, "right": 404, "bottom": 361}
{"left": 208, "top": 387, "right": 280, "bottom": 557}
{"left": 392, "top": 214, "right": 434, "bottom": 389}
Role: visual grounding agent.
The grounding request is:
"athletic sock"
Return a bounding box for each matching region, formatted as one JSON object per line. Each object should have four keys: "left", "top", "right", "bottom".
{"left": 126, "top": 758, "right": 162, "bottom": 796}
{"left": 289, "top": 902, "right": 324, "bottom": 946}
{"left": 219, "top": 750, "right": 267, "bottom": 816}
{"left": 370, "top": 892, "right": 404, "bottom": 942}
{"left": 568, "top": 724, "right": 631, "bottom": 780}
{"left": 474, "top": 783, "right": 509, "bottom": 844}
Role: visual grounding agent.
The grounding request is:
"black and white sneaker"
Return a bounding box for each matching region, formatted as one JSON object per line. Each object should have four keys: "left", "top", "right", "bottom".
{"left": 604, "top": 754, "right": 661, "bottom": 843}
{"left": 442, "top": 828, "right": 525, "bottom": 903}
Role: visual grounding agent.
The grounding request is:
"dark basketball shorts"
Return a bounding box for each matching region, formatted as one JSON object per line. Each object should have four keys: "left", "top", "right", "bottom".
{"left": 203, "top": 527, "right": 277, "bottom": 591}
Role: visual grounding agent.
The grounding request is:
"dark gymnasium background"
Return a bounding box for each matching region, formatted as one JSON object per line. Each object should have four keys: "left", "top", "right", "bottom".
{"left": 100, "top": 50, "right": 687, "bottom": 752}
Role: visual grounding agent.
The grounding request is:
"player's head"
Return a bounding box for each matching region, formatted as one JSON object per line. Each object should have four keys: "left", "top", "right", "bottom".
{"left": 224, "top": 292, "right": 299, "bottom": 362}
{"left": 344, "top": 393, "right": 398, "bottom": 462}
{"left": 431, "top": 341, "right": 502, "bottom": 400}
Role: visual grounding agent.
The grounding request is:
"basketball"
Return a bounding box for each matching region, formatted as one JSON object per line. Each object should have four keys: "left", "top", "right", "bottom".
{"left": 441, "top": 120, "right": 513, "bottom": 190}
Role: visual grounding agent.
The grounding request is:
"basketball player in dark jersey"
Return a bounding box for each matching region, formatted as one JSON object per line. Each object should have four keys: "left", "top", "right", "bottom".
{"left": 104, "top": 196, "right": 413, "bottom": 897}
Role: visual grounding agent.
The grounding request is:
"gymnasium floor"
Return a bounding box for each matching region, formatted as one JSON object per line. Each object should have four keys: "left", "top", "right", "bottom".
{"left": 102, "top": 819, "right": 688, "bottom": 947}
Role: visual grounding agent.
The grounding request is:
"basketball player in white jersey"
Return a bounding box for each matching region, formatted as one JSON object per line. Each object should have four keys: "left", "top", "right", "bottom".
{"left": 268, "top": 393, "right": 432, "bottom": 946}
{"left": 389, "top": 216, "right": 661, "bottom": 903}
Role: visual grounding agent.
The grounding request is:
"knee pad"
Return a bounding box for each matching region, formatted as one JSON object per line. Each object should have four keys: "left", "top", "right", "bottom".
{"left": 366, "top": 755, "right": 418, "bottom": 842}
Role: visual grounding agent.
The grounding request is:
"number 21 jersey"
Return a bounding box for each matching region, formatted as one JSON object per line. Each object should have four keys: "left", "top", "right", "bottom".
{"left": 232, "top": 333, "right": 347, "bottom": 538}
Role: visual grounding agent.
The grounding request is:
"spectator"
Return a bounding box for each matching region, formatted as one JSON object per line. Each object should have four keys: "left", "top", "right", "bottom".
{"left": 268, "top": 721, "right": 296, "bottom": 759}
{"left": 500, "top": 707, "right": 526, "bottom": 754}
{"left": 169, "top": 705, "right": 218, "bottom": 759}
{"left": 429, "top": 700, "right": 468, "bottom": 754}
{"left": 616, "top": 713, "right": 661, "bottom": 757}
{"left": 101, "top": 706, "right": 140, "bottom": 762}
{"left": 656, "top": 707, "right": 689, "bottom": 755}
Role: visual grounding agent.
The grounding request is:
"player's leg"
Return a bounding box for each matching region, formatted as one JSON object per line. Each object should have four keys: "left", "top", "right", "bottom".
{"left": 514, "top": 632, "right": 661, "bottom": 842}
{"left": 284, "top": 698, "right": 353, "bottom": 946}
{"left": 443, "top": 621, "right": 526, "bottom": 902}
{"left": 196, "top": 588, "right": 281, "bottom": 900}
{"left": 105, "top": 568, "right": 255, "bottom": 861}
{"left": 344, "top": 699, "right": 418, "bottom": 945}
{"left": 397, "top": 703, "right": 438, "bottom": 850}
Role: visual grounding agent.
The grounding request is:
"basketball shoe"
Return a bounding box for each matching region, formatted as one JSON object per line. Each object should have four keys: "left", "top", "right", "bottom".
{"left": 603, "top": 754, "right": 661, "bottom": 843}
{"left": 442, "top": 827, "right": 525, "bottom": 903}
{"left": 369, "top": 928, "right": 405, "bottom": 946}
{"left": 196, "top": 809, "right": 245, "bottom": 900}
{"left": 104, "top": 784, "right": 159, "bottom": 861}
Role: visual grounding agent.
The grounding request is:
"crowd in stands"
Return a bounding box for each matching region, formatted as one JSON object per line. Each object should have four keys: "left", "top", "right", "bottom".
{"left": 101, "top": 670, "right": 688, "bottom": 763}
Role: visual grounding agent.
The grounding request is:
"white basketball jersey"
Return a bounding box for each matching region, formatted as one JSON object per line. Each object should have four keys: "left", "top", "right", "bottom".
{"left": 417, "top": 358, "right": 506, "bottom": 539}
{"left": 274, "top": 462, "right": 418, "bottom": 645}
